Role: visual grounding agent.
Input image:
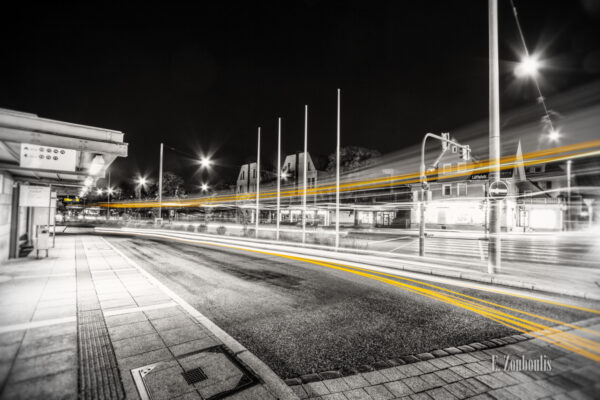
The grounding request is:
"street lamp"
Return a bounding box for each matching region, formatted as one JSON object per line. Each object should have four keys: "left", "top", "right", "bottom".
{"left": 549, "top": 129, "right": 560, "bottom": 142}
{"left": 515, "top": 54, "right": 541, "bottom": 78}
{"left": 96, "top": 188, "right": 103, "bottom": 195}
{"left": 136, "top": 176, "right": 147, "bottom": 201}
{"left": 201, "top": 183, "right": 209, "bottom": 192}
{"left": 199, "top": 156, "right": 212, "bottom": 169}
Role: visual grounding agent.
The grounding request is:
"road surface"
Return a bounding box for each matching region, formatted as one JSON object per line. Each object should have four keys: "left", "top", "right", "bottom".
{"left": 106, "top": 233, "right": 599, "bottom": 379}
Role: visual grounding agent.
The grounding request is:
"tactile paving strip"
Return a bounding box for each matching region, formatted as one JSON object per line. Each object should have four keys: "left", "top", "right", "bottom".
{"left": 76, "top": 243, "right": 125, "bottom": 400}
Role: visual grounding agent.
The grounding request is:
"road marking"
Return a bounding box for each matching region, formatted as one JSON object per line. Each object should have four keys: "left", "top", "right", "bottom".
{"left": 390, "top": 239, "right": 418, "bottom": 253}
{"left": 101, "top": 228, "right": 599, "bottom": 309}
{"left": 99, "top": 230, "right": 600, "bottom": 362}
{"left": 370, "top": 236, "right": 409, "bottom": 245}
{"left": 103, "top": 301, "right": 177, "bottom": 316}
{"left": 0, "top": 316, "right": 76, "bottom": 334}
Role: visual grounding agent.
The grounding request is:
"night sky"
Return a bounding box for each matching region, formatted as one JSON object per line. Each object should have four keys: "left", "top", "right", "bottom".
{"left": 1, "top": 1, "right": 599, "bottom": 191}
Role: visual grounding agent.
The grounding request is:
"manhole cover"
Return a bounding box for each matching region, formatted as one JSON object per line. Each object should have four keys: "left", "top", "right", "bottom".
{"left": 131, "top": 345, "right": 258, "bottom": 400}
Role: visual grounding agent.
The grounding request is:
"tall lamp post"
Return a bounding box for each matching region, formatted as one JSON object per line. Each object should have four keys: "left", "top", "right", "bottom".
{"left": 488, "top": 0, "right": 501, "bottom": 273}
{"left": 158, "top": 143, "right": 164, "bottom": 222}
{"left": 335, "top": 89, "right": 341, "bottom": 250}
{"left": 302, "top": 105, "right": 308, "bottom": 244}
{"left": 255, "top": 127, "right": 261, "bottom": 238}
{"left": 276, "top": 118, "right": 282, "bottom": 241}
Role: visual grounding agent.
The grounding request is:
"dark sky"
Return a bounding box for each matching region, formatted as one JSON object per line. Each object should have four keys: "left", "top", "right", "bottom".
{"left": 2, "top": 0, "right": 599, "bottom": 190}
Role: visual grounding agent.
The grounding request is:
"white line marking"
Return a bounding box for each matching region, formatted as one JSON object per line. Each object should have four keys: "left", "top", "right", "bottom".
{"left": 103, "top": 301, "right": 177, "bottom": 317}
{"left": 0, "top": 316, "right": 76, "bottom": 334}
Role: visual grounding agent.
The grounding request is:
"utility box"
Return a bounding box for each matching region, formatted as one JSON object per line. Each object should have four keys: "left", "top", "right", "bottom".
{"left": 35, "top": 225, "right": 50, "bottom": 258}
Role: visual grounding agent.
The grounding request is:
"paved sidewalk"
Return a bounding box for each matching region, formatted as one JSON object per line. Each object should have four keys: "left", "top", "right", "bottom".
{"left": 0, "top": 235, "right": 294, "bottom": 400}
{"left": 288, "top": 321, "right": 600, "bottom": 400}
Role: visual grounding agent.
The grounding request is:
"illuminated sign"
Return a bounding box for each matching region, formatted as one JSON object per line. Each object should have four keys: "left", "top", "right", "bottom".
{"left": 20, "top": 143, "right": 77, "bottom": 172}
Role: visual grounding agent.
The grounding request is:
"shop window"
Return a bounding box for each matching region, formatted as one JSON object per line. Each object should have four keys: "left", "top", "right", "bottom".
{"left": 457, "top": 183, "right": 467, "bottom": 196}
{"left": 442, "top": 184, "right": 451, "bottom": 197}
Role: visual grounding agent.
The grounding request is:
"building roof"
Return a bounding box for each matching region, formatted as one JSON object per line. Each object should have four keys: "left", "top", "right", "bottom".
{"left": 0, "top": 108, "right": 127, "bottom": 193}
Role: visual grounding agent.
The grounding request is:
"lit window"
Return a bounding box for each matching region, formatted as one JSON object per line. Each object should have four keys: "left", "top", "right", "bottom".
{"left": 443, "top": 184, "right": 451, "bottom": 196}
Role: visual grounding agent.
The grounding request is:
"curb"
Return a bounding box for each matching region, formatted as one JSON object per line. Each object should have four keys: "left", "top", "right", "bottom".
{"left": 283, "top": 315, "right": 600, "bottom": 386}
{"left": 101, "top": 237, "right": 300, "bottom": 400}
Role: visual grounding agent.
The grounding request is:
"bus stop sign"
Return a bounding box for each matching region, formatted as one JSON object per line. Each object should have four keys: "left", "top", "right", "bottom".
{"left": 489, "top": 180, "right": 509, "bottom": 199}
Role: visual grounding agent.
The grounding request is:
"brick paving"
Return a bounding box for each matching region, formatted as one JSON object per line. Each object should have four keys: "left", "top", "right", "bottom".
{"left": 291, "top": 331, "right": 600, "bottom": 400}
{"left": 0, "top": 235, "right": 284, "bottom": 399}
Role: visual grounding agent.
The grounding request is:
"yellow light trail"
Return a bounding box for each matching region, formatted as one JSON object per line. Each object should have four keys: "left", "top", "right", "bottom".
{"left": 99, "top": 139, "right": 600, "bottom": 209}
{"left": 102, "top": 229, "right": 600, "bottom": 362}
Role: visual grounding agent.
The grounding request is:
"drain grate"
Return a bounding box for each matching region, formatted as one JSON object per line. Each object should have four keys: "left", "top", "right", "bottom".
{"left": 182, "top": 367, "right": 208, "bottom": 385}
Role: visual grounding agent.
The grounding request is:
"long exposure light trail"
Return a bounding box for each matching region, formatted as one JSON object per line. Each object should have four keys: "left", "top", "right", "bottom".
{"left": 101, "top": 139, "right": 600, "bottom": 209}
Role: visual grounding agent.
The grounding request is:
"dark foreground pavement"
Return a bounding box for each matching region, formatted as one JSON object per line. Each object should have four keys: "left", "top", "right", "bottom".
{"left": 1, "top": 233, "right": 598, "bottom": 400}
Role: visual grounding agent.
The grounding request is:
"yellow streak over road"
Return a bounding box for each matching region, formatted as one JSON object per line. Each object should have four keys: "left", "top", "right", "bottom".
{"left": 100, "top": 139, "right": 600, "bottom": 208}
{"left": 104, "top": 229, "right": 600, "bottom": 362}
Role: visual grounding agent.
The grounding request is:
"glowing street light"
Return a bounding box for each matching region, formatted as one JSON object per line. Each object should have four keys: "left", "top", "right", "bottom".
{"left": 136, "top": 176, "right": 147, "bottom": 186}
{"left": 201, "top": 183, "right": 209, "bottom": 192}
{"left": 106, "top": 187, "right": 114, "bottom": 195}
{"left": 549, "top": 129, "right": 560, "bottom": 142}
{"left": 548, "top": 129, "right": 560, "bottom": 142}
{"left": 96, "top": 188, "right": 103, "bottom": 195}
{"left": 515, "top": 54, "right": 540, "bottom": 78}
{"left": 199, "top": 156, "right": 212, "bottom": 169}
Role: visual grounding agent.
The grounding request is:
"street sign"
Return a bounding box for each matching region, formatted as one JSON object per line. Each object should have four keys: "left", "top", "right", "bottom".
{"left": 19, "top": 185, "right": 51, "bottom": 207}
{"left": 20, "top": 143, "right": 77, "bottom": 172}
{"left": 489, "top": 180, "right": 509, "bottom": 199}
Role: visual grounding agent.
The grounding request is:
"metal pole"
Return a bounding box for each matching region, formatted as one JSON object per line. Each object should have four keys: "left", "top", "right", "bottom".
{"left": 419, "top": 189, "right": 425, "bottom": 256}
{"left": 158, "top": 142, "right": 163, "bottom": 222}
{"left": 107, "top": 170, "right": 111, "bottom": 221}
{"left": 256, "top": 127, "right": 261, "bottom": 238}
{"left": 419, "top": 134, "right": 430, "bottom": 256}
{"left": 302, "top": 105, "right": 308, "bottom": 244}
{"left": 335, "top": 89, "right": 341, "bottom": 250}
{"left": 47, "top": 184, "right": 52, "bottom": 228}
{"left": 488, "top": 0, "right": 501, "bottom": 273}
{"left": 277, "top": 118, "right": 281, "bottom": 241}
{"left": 566, "top": 160, "right": 571, "bottom": 231}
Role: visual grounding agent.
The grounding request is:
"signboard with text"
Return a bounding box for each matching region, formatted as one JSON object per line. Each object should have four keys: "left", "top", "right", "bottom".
{"left": 20, "top": 143, "right": 77, "bottom": 172}
{"left": 19, "top": 185, "right": 51, "bottom": 207}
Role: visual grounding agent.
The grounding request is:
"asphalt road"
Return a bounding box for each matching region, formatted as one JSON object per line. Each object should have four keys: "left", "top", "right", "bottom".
{"left": 106, "top": 234, "right": 599, "bottom": 379}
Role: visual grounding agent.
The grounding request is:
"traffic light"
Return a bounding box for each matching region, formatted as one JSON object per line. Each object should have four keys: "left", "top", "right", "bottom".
{"left": 461, "top": 145, "right": 471, "bottom": 161}
{"left": 441, "top": 132, "right": 450, "bottom": 150}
